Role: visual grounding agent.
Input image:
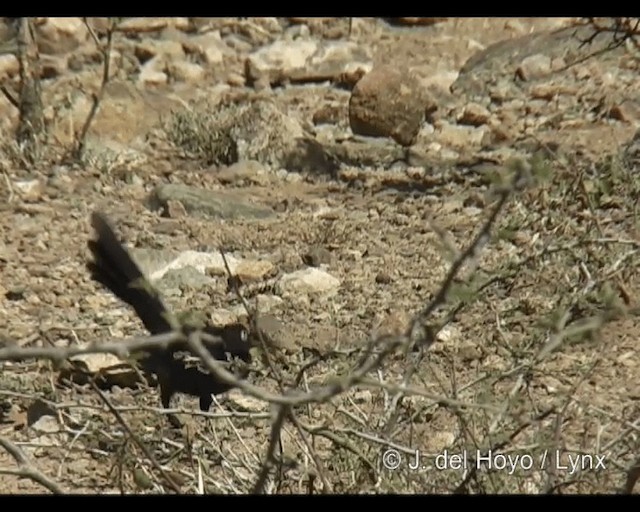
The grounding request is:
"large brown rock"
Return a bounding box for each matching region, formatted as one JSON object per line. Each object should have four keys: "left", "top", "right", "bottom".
{"left": 35, "top": 17, "right": 88, "bottom": 55}
{"left": 349, "top": 65, "right": 434, "bottom": 146}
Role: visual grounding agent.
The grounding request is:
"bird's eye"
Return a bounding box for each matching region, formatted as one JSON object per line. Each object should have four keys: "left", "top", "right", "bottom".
{"left": 240, "top": 328, "right": 248, "bottom": 342}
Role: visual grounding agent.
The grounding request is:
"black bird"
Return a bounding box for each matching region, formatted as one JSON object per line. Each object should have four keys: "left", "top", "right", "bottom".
{"left": 86, "top": 212, "right": 252, "bottom": 427}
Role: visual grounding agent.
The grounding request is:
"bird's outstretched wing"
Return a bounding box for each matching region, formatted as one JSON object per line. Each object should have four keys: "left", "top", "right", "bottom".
{"left": 87, "top": 212, "right": 179, "bottom": 335}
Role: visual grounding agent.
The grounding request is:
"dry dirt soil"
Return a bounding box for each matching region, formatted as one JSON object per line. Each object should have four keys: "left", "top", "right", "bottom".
{"left": 0, "top": 17, "right": 639, "bottom": 494}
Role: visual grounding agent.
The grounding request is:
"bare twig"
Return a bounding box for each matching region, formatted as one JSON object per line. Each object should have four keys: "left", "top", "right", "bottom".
{"left": 553, "top": 18, "right": 640, "bottom": 73}
{"left": 72, "top": 17, "right": 117, "bottom": 160}
{"left": 0, "top": 330, "right": 188, "bottom": 362}
{"left": 0, "top": 436, "right": 64, "bottom": 494}
{"left": 578, "top": 17, "right": 640, "bottom": 50}
{"left": 0, "top": 84, "right": 19, "bottom": 109}
{"left": 219, "top": 249, "right": 332, "bottom": 491}
{"left": 89, "top": 380, "right": 182, "bottom": 494}
{"left": 410, "top": 160, "right": 531, "bottom": 347}
{"left": 15, "top": 17, "right": 44, "bottom": 162}
{"left": 252, "top": 404, "right": 289, "bottom": 494}
{"left": 453, "top": 407, "right": 556, "bottom": 494}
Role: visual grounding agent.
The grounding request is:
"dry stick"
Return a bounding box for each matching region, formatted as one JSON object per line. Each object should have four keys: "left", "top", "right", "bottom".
{"left": 220, "top": 249, "right": 332, "bottom": 492}
{"left": 453, "top": 407, "right": 555, "bottom": 494}
{"left": 0, "top": 84, "right": 19, "bottom": 109}
{"left": 209, "top": 399, "right": 262, "bottom": 468}
{"left": 88, "top": 380, "right": 182, "bottom": 494}
{"left": 383, "top": 165, "right": 528, "bottom": 435}
{"left": 56, "top": 419, "right": 91, "bottom": 480}
{"left": 412, "top": 162, "right": 528, "bottom": 342}
{"left": 535, "top": 314, "right": 605, "bottom": 363}
{"left": 553, "top": 18, "right": 640, "bottom": 73}
{"left": 219, "top": 250, "right": 286, "bottom": 489}
{"left": 358, "top": 377, "right": 501, "bottom": 412}
{"left": 585, "top": 405, "right": 640, "bottom": 436}
{"left": 251, "top": 404, "right": 290, "bottom": 494}
{"left": 455, "top": 307, "right": 606, "bottom": 492}
{"left": 488, "top": 374, "right": 526, "bottom": 435}
{"left": 15, "top": 17, "right": 44, "bottom": 161}
{"left": 194, "top": 429, "right": 244, "bottom": 494}
{"left": 0, "top": 332, "right": 341, "bottom": 407}
{"left": 285, "top": 413, "right": 332, "bottom": 493}
{"left": 219, "top": 249, "right": 284, "bottom": 384}
{"left": 596, "top": 416, "right": 640, "bottom": 473}
{"left": 581, "top": 17, "right": 640, "bottom": 48}
{"left": 448, "top": 260, "right": 605, "bottom": 492}
{"left": 0, "top": 436, "right": 64, "bottom": 494}
{"left": 2, "top": 169, "right": 15, "bottom": 202}
{"left": 0, "top": 319, "right": 494, "bottom": 410}
{"left": 300, "top": 372, "right": 315, "bottom": 494}
{"left": 541, "top": 359, "right": 612, "bottom": 494}
{"left": 73, "top": 17, "right": 115, "bottom": 159}
{"left": 0, "top": 330, "right": 185, "bottom": 362}
{"left": 196, "top": 430, "right": 245, "bottom": 494}
{"left": 0, "top": 390, "right": 269, "bottom": 421}
{"left": 380, "top": 345, "right": 425, "bottom": 437}
{"left": 297, "top": 422, "right": 377, "bottom": 477}
{"left": 1, "top": 167, "right": 531, "bottom": 498}
{"left": 192, "top": 324, "right": 409, "bottom": 406}
{"left": 113, "top": 440, "right": 127, "bottom": 494}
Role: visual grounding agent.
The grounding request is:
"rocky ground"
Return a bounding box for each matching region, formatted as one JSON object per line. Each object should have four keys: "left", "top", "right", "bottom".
{"left": 0, "top": 17, "right": 639, "bottom": 494}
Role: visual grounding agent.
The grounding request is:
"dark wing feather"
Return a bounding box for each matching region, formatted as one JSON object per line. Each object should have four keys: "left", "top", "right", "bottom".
{"left": 87, "top": 212, "right": 178, "bottom": 335}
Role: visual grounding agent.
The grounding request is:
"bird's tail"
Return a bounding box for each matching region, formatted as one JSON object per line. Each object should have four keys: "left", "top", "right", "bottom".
{"left": 87, "top": 212, "right": 178, "bottom": 335}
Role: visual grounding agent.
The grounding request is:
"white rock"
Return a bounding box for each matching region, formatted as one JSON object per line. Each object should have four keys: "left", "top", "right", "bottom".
{"left": 254, "top": 294, "right": 284, "bottom": 312}
{"left": 210, "top": 309, "right": 239, "bottom": 327}
{"left": 226, "top": 389, "right": 267, "bottom": 412}
{"left": 517, "top": 54, "right": 552, "bottom": 81}
{"left": 249, "top": 38, "right": 318, "bottom": 73}
{"left": 31, "top": 415, "right": 59, "bottom": 433}
{"left": 417, "top": 70, "right": 459, "bottom": 96}
{"left": 14, "top": 179, "right": 44, "bottom": 201}
{"left": 150, "top": 251, "right": 240, "bottom": 281}
{"left": 134, "top": 39, "right": 184, "bottom": 61}
{"left": 246, "top": 38, "right": 372, "bottom": 85}
{"left": 183, "top": 31, "right": 230, "bottom": 66}
{"left": 138, "top": 57, "right": 168, "bottom": 86}
{"left": 278, "top": 267, "right": 340, "bottom": 296}
{"left": 118, "top": 17, "right": 190, "bottom": 33}
{"left": 70, "top": 353, "right": 122, "bottom": 373}
{"left": 170, "top": 61, "right": 205, "bottom": 83}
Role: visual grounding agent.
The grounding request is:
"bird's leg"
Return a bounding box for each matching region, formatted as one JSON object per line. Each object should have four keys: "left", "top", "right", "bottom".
{"left": 199, "top": 393, "right": 213, "bottom": 412}
{"left": 159, "top": 379, "right": 182, "bottom": 429}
